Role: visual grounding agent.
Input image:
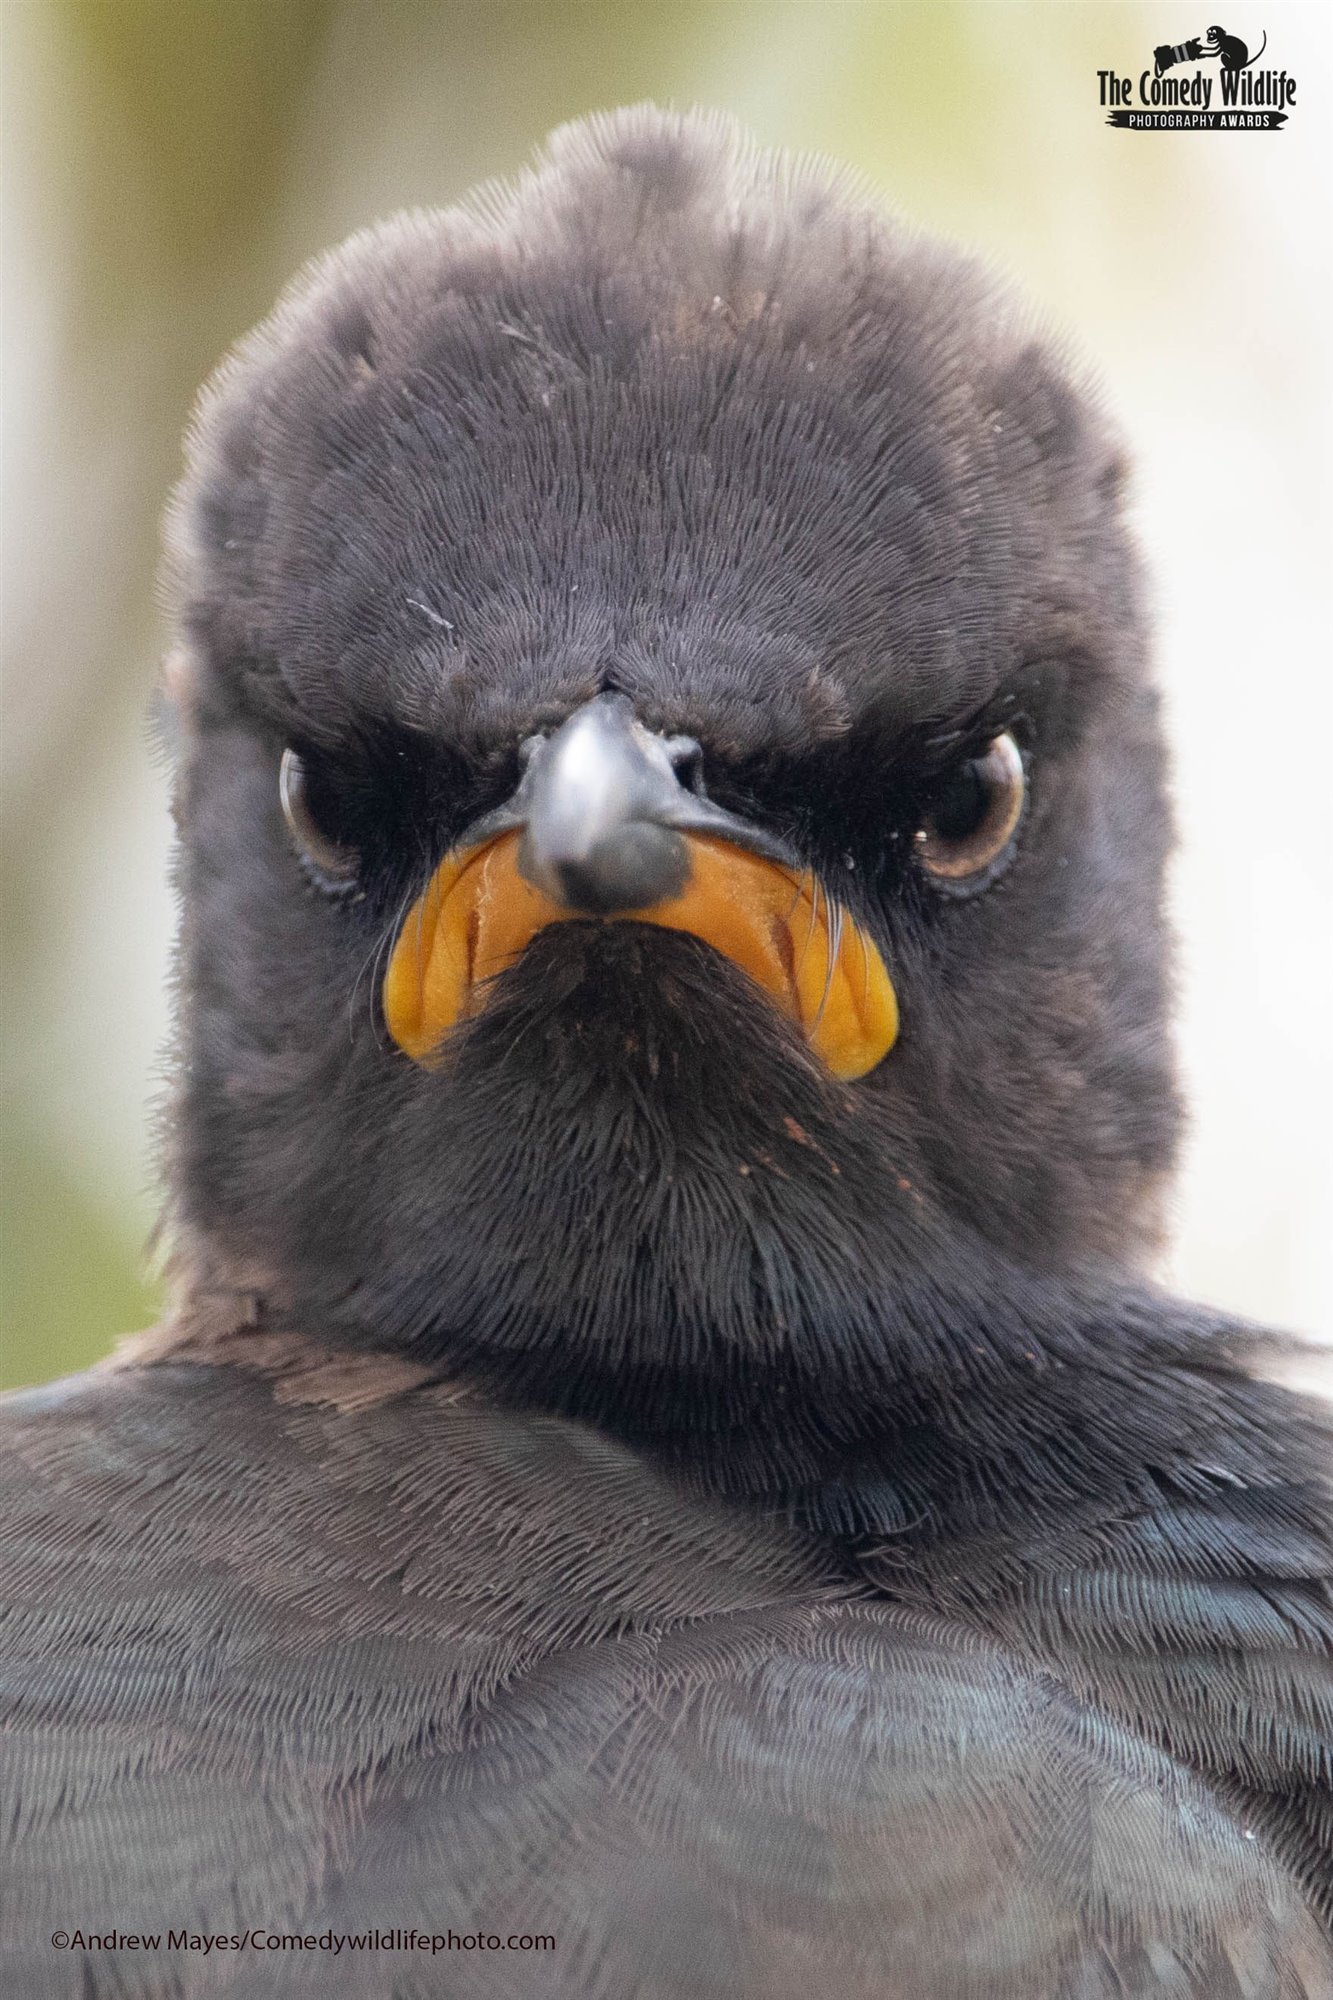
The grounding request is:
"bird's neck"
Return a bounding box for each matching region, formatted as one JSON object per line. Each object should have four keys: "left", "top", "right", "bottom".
{"left": 147, "top": 1218, "right": 1315, "bottom": 1558}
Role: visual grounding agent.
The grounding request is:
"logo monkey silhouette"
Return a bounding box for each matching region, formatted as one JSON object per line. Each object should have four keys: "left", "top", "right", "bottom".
{"left": 1203, "top": 24, "right": 1268, "bottom": 69}
{"left": 1154, "top": 24, "right": 1268, "bottom": 76}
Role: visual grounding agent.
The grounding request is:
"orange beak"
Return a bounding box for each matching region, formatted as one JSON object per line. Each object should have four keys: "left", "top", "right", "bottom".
{"left": 382, "top": 828, "right": 898, "bottom": 1080}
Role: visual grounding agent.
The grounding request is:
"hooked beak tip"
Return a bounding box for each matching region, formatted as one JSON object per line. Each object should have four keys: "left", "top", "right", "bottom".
{"left": 517, "top": 820, "right": 693, "bottom": 914}
{"left": 515, "top": 694, "right": 699, "bottom": 914}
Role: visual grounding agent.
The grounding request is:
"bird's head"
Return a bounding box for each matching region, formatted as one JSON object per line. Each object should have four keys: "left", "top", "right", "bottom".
{"left": 162, "top": 108, "right": 1177, "bottom": 1437}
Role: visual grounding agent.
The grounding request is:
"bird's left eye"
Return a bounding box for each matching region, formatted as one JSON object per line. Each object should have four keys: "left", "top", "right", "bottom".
{"left": 278, "top": 748, "right": 359, "bottom": 890}
{"left": 914, "top": 731, "right": 1025, "bottom": 894}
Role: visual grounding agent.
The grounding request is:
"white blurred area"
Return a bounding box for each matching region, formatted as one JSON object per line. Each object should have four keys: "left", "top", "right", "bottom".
{"left": 2, "top": 3, "right": 1329, "bottom": 1382}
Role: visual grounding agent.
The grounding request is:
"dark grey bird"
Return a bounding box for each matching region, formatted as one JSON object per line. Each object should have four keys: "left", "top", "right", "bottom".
{"left": 3, "top": 106, "right": 1330, "bottom": 2000}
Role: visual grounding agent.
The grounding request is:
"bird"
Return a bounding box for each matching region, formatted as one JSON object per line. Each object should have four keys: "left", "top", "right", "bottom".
{"left": 2, "top": 104, "right": 1329, "bottom": 2000}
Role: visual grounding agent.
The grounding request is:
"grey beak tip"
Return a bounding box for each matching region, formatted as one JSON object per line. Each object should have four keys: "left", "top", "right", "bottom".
{"left": 517, "top": 696, "right": 699, "bottom": 914}
{"left": 503, "top": 691, "right": 793, "bottom": 915}
{"left": 518, "top": 821, "right": 691, "bottom": 915}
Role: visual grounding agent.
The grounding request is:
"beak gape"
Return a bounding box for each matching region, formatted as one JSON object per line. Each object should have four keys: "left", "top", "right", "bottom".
{"left": 382, "top": 695, "right": 899, "bottom": 1080}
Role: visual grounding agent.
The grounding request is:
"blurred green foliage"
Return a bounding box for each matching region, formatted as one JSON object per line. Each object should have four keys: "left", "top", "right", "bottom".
{"left": 1, "top": 1116, "right": 161, "bottom": 1388}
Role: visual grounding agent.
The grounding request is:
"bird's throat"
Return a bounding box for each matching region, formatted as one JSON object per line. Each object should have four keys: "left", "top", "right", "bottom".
{"left": 381, "top": 830, "right": 898, "bottom": 1079}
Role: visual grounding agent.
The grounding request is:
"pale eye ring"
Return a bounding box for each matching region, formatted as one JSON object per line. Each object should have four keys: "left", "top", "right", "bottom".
{"left": 914, "top": 731, "right": 1026, "bottom": 894}
{"left": 278, "top": 748, "right": 359, "bottom": 889}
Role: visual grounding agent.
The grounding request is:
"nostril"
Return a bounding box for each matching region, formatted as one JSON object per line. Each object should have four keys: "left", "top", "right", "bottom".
{"left": 664, "top": 736, "right": 706, "bottom": 796}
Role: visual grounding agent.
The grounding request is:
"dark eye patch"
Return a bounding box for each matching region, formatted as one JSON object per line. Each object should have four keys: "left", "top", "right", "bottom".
{"left": 279, "top": 721, "right": 522, "bottom": 914}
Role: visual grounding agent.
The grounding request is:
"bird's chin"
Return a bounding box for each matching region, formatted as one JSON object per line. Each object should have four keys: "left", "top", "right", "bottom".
{"left": 440, "top": 918, "right": 850, "bottom": 1114}
{"left": 273, "top": 920, "right": 937, "bottom": 1423}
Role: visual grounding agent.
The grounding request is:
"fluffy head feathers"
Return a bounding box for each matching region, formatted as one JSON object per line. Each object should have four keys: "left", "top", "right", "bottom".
{"left": 161, "top": 107, "right": 1179, "bottom": 1432}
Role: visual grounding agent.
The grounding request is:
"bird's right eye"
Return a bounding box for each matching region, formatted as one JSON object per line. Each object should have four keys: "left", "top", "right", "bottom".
{"left": 913, "top": 730, "right": 1026, "bottom": 896}
{"left": 278, "top": 748, "right": 360, "bottom": 891}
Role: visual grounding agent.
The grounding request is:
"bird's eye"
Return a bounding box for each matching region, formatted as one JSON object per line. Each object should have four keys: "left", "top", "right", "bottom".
{"left": 278, "top": 749, "right": 359, "bottom": 890}
{"left": 914, "top": 731, "right": 1026, "bottom": 894}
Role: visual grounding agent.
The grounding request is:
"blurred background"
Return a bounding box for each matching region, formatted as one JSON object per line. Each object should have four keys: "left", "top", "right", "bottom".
{"left": 3, "top": 1, "right": 1329, "bottom": 1389}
